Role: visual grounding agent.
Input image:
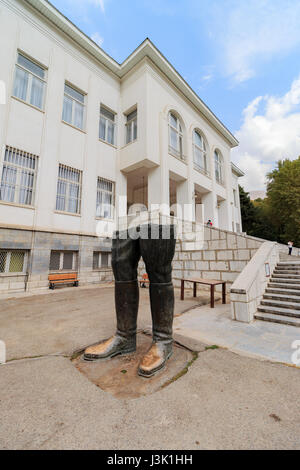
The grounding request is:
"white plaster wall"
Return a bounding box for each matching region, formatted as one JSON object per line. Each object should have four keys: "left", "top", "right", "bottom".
{"left": 0, "top": 0, "right": 119, "bottom": 234}
{"left": 143, "top": 61, "right": 235, "bottom": 230}
{"left": 0, "top": 0, "right": 241, "bottom": 237}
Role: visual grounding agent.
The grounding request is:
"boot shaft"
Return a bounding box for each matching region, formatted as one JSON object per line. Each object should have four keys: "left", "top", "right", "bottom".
{"left": 149, "top": 282, "right": 174, "bottom": 343}
{"left": 115, "top": 280, "right": 139, "bottom": 339}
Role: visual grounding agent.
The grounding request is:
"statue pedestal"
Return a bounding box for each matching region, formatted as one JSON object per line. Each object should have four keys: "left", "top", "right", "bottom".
{"left": 73, "top": 333, "right": 193, "bottom": 399}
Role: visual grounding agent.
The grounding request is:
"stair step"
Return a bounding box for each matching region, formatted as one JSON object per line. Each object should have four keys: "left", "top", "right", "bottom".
{"left": 257, "top": 305, "right": 300, "bottom": 318}
{"left": 274, "top": 270, "right": 300, "bottom": 275}
{"left": 268, "top": 283, "right": 300, "bottom": 291}
{"left": 255, "top": 312, "right": 300, "bottom": 327}
{"left": 266, "top": 287, "right": 300, "bottom": 296}
{"left": 261, "top": 299, "right": 300, "bottom": 310}
{"left": 263, "top": 293, "right": 300, "bottom": 303}
{"left": 277, "top": 263, "right": 300, "bottom": 267}
{"left": 270, "top": 278, "right": 300, "bottom": 284}
{"left": 273, "top": 273, "right": 300, "bottom": 279}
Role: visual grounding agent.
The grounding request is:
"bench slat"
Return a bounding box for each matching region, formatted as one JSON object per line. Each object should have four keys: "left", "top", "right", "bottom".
{"left": 49, "top": 273, "right": 77, "bottom": 281}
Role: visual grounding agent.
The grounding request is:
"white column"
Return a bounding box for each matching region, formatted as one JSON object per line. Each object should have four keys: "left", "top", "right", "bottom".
{"left": 148, "top": 111, "right": 169, "bottom": 215}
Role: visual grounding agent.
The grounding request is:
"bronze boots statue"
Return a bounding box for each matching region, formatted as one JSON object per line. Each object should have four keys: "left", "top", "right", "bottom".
{"left": 84, "top": 223, "right": 176, "bottom": 377}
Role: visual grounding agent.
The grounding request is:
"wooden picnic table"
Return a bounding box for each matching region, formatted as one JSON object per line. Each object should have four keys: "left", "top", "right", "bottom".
{"left": 180, "top": 277, "right": 226, "bottom": 308}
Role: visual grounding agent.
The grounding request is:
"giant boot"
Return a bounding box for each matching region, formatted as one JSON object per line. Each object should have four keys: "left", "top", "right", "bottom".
{"left": 84, "top": 280, "right": 139, "bottom": 360}
{"left": 138, "top": 281, "right": 174, "bottom": 377}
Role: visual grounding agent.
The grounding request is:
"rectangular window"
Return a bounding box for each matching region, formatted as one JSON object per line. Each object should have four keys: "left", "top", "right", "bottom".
{"left": 125, "top": 109, "right": 137, "bottom": 144}
{"left": 233, "top": 189, "right": 238, "bottom": 207}
{"left": 49, "top": 251, "right": 78, "bottom": 271}
{"left": 96, "top": 177, "right": 115, "bottom": 219}
{"left": 0, "top": 146, "right": 38, "bottom": 206}
{"left": 62, "top": 83, "right": 85, "bottom": 130}
{"left": 56, "top": 164, "right": 82, "bottom": 214}
{"left": 93, "top": 251, "right": 111, "bottom": 270}
{"left": 99, "top": 106, "right": 116, "bottom": 145}
{"left": 13, "top": 52, "right": 46, "bottom": 110}
{"left": 0, "top": 250, "right": 27, "bottom": 274}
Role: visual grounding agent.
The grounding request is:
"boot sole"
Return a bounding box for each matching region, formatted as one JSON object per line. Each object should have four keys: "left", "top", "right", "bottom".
{"left": 138, "top": 351, "right": 173, "bottom": 378}
{"left": 84, "top": 348, "right": 136, "bottom": 361}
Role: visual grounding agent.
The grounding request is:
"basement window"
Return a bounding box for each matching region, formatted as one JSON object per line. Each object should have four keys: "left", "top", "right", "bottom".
{"left": 49, "top": 251, "right": 78, "bottom": 271}
{"left": 93, "top": 251, "right": 111, "bottom": 270}
{"left": 0, "top": 250, "right": 28, "bottom": 274}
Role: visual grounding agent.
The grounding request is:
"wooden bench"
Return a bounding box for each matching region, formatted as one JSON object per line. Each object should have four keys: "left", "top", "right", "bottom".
{"left": 49, "top": 273, "right": 79, "bottom": 290}
{"left": 139, "top": 273, "right": 150, "bottom": 288}
{"left": 180, "top": 277, "right": 226, "bottom": 308}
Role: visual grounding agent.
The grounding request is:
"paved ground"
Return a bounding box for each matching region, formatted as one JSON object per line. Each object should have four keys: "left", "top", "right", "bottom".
{"left": 0, "top": 284, "right": 208, "bottom": 361}
{"left": 174, "top": 303, "right": 300, "bottom": 366}
{"left": 0, "top": 285, "right": 300, "bottom": 450}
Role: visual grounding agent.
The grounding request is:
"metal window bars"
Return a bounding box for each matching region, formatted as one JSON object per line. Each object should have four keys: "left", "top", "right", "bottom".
{"left": 0, "top": 147, "right": 37, "bottom": 205}
{"left": 56, "top": 164, "right": 82, "bottom": 214}
{"left": 49, "top": 251, "right": 78, "bottom": 271}
{"left": 0, "top": 251, "right": 26, "bottom": 273}
{"left": 96, "top": 177, "right": 115, "bottom": 219}
{"left": 93, "top": 251, "right": 111, "bottom": 269}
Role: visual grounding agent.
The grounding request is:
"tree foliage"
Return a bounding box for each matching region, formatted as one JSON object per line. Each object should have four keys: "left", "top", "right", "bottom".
{"left": 239, "top": 157, "right": 300, "bottom": 246}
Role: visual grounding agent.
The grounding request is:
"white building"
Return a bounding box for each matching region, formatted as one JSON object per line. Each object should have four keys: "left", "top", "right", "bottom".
{"left": 0, "top": 0, "right": 244, "bottom": 295}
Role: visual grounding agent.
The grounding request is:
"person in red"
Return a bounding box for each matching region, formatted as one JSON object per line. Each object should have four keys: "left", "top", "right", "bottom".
{"left": 206, "top": 219, "right": 213, "bottom": 227}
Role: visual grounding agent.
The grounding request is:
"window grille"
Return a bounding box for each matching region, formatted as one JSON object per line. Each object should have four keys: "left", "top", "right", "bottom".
{"left": 56, "top": 164, "right": 82, "bottom": 214}
{"left": 93, "top": 251, "right": 111, "bottom": 270}
{"left": 0, "top": 250, "right": 27, "bottom": 273}
{"left": 49, "top": 251, "right": 78, "bottom": 271}
{"left": 0, "top": 146, "right": 37, "bottom": 206}
{"left": 96, "top": 177, "right": 115, "bottom": 219}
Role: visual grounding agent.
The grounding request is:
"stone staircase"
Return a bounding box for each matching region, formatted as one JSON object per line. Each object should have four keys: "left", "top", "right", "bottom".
{"left": 255, "top": 260, "right": 300, "bottom": 327}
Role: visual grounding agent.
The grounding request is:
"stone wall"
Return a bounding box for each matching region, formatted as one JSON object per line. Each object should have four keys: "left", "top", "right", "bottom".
{"left": 138, "top": 226, "right": 265, "bottom": 292}
{"left": 0, "top": 228, "right": 113, "bottom": 297}
{"left": 231, "top": 241, "right": 279, "bottom": 323}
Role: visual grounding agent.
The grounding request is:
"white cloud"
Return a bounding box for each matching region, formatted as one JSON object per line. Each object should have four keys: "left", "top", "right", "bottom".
{"left": 210, "top": 0, "right": 300, "bottom": 83}
{"left": 64, "top": 0, "right": 105, "bottom": 14}
{"left": 91, "top": 32, "right": 104, "bottom": 47}
{"left": 232, "top": 75, "right": 300, "bottom": 190}
{"left": 86, "top": 0, "right": 105, "bottom": 13}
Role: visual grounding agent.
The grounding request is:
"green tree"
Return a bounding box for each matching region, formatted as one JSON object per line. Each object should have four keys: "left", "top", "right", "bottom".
{"left": 267, "top": 157, "right": 300, "bottom": 246}
{"left": 238, "top": 185, "right": 257, "bottom": 234}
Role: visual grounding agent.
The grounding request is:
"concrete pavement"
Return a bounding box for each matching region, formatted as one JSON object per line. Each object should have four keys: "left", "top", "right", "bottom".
{"left": 174, "top": 303, "right": 300, "bottom": 366}
{"left": 0, "top": 285, "right": 299, "bottom": 449}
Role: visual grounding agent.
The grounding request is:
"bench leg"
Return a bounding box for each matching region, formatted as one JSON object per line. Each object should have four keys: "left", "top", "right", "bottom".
{"left": 181, "top": 280, "right": 184, "bottom": 301}
{"left": 193, "top": 282, "right": 197, "bottom": 298}
{"left": 210, "top": 285, "right": 215, "bottom": 308}
{"left": 222, "top": 283, "right": 226, "bottom": 304}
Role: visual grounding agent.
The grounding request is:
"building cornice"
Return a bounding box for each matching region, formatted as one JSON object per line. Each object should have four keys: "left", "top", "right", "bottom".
{"left": 21, "top": 0, "right": 238, "bottom": 147}
{"left": 231, "top": 162, "right": 245, "bottom": 177}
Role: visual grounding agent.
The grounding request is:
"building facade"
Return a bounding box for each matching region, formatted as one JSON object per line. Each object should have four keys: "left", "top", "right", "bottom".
{"left": 0, "top": 0, "right": 243, "bottom": 295}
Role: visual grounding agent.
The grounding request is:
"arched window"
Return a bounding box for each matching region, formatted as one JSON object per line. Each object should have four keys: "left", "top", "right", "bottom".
{"left": 214, "top": 150, "right": 224, "bottom": 184}
{"left": 193, "top": 130, "right": 208, "bottom": 175}
{"left": 169, "top": 112, "right": 184, "bottom": 160}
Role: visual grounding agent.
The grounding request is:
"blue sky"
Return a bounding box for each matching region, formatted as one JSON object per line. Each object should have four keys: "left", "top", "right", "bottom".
{"left": 51, "top": 0, "right": 300, "bottom": 191}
